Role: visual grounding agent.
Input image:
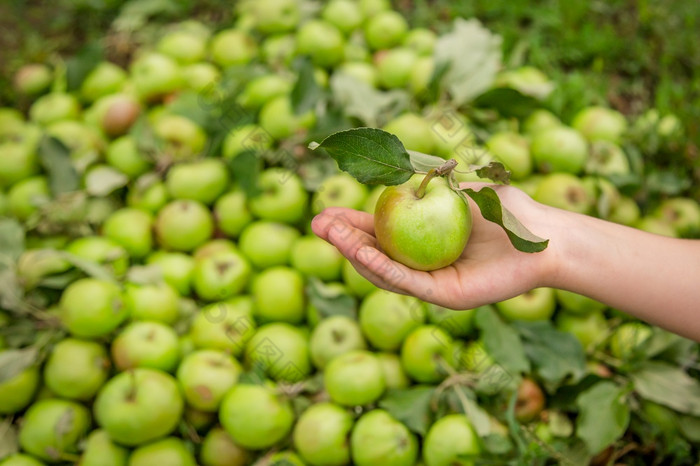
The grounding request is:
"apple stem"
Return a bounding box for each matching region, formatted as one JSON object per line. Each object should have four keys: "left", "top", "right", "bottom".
{"left": 415, "top": 159, "right": 458, "bottom": 199}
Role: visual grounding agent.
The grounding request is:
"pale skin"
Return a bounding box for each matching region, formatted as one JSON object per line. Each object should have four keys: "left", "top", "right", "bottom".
{"left": 311, "top": 183, "right": 700, "bottom": 342}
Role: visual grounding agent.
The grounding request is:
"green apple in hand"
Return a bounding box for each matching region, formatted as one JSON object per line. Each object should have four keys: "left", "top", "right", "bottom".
{"left": 375, "top": 173, "right": 471, "bottom": 271}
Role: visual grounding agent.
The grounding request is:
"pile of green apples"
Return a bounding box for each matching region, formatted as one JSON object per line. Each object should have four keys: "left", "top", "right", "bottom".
{"left": 1, "top": 0, "right": 699, "bottom": 465}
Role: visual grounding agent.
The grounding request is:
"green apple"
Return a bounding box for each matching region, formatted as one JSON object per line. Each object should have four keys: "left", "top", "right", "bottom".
{"left": 408, "top": 56, "right": 434, "bottom": 95}
{"left": 400, "top": 325, "right": 453, "bottom": 383}
{"left": 609, "top": 322, "right": 652, "bottom": 360}
{"left": 376, "top": 352, "right": 410, "bottom": 389}
{"left": 515, "top": 378, "right": 545, "bottom": 423}
{"left": 237, "top": 75, "right": 293, "bottom": 110}
{"left": 375, "top": 174, "right": 471, "bottom": 271}
{"left": 219, "top": 383, "right": 295, "bottom": 450}
{"left": 653, "top": 197, "right": 700, "bottom": 236}
{"left": 222, "top": 124, "right": 273, "bottom": 160}
{"left": 556, "top": 311, "right": 608, "bottom": 350}
{"left": 43, "top": 338, "right": 109, "bottom": 400}
{"left": 245, "top": 322, "right": 311, "bottom": 382}
{"left": 214, "top": 190, "right": 253, "bottom": 237}
{"left": 29, "top": 93, "right": 81, "bottom": 126}
{"left": 146, "top": 251, "right": 194, "bottom": 296}
{"left": 310, "top": 315, "right": 367, "bottom": 369}
{"left": 0, "top": 139, "right": 40, "bottom": 188}
{"left": 182, "top": 62, "right": 221, "bottom": 92}
{"left": 78, "top": 430, "right": 129, "bottom": 466}
{"left": 239, "top": 221, "right": 300, "bottom": 268}
{"left": 94, "top": 368, "right": 184, "bottom": 446}
{"left": 293, "top": 402, "right": 353, "bottom": 466}
{"left": 635, "top": 216, "right": 677, "bottom": 237}
{"left": 250, "top": 0, "right": 300, "bottom": 34}
{"left": 585, "top": 140, "right": 630, "bottom": 176}
{"left": 423, "top": 414, "right": 480, "bottom": 466}
{"left": 130, "top": 53, "right": 182, "bottom": 102}
{"left": 59, "top": 278, "right": 129, "bottom": 338}
{"left": 523, "top": 109, "right": 561, "bottom": 135}
{"left": 351, "top": 409, "right": 418, "bottom": 466}
{"left": 152, "top": 114, "right": 207, "bottom": 160}
{"left": 111, "top": 321, "right": 180, "bottom": 372}
{"left": 248, "top": 168, "right": 309, "bottom": 224}
{"left": 210, "top": 29, "right": 258, "bottom": 67}
{"left": 157, "top": 30, "right": 208, "bottom": 65}
{"left": 125, "top": 281, "right": 180, "bottom": 323}
{"left": 261, "top": 34, "right": 297, "bottom": 67}
{"left": 13, "top": 63, "right": 53, "bottom": 96}
{"left": 176, "top": 349, "right": 241, "bottom": 412}
{"left": 495, "top": 288, "right": 556, "bottom": 321}
{"left": 341, "top": 259, "right": 377, "bottom": 297}
{"left": 251, "top": 266, "right": 305, "bottom": 323}
{"left": 192, "top": 249, "right": 252, "bottom": 301}
{"left": 65, "top": 236, "right": 129, "bottom": 277}
{"left": 296, "top": 20, "right": 345, "bottom": 68}
{"left": 127, "top": 178, "right": 169, "bottom": 213}
{"left": 100, "top": 94, "right": 142, "bottom": 138}
{"left": 364, "top": 10, "right": 408, "bottom": 50}
{"left": 533, "top": 172, "right": 594, "bottom": 214}
{"left": 81, "top": 62, "right": 127, "bottom": 103}
{"left": 555, "top": 289, "right": 606, "bottom": 315}
{"left": 258, "top": 96, "right": 316, "bottom": 141}
{"left": 0, "top": 364, "right": 40, "bottom": 414}
{"left": 312, "top": 173, "right": 368, "bottom": 215}
{"left": 359, "top": 290, "right": 425, "bottom": 351}
{"left": 199, "top": 427, "right": 250, "bottom": 466}
{"left": 571, "top": 106, "right": 627, "bottom": 143}
{"left": 193, "top": 239, "right": 238, "bottom": 260}
{"left": 382, "top": 113, "right": 436, "bottom": 154}
{"left": 16, "top": 248, "right": 72, "bottom": 289}
{"left": 362, "top": 185, "right": 385, "bottom": 214}
{"left": 102, "top": 207, "right": 153, "bottom": 259}
{"left": 322, "top": 0, "right": 363, "bottom": 34}
{"left": 166, "top": 158, "right": 229, "bottom": 205}
{"left": 0, "top": 454, "right": 46, "bottom": 466}
{"left": 19, "top": 399, "right": 90, "bottom": 462}
{"left": 404, "top": 27, "right": 436, "bottom": 55}
{"left": 426, "top": 303, "right": 478, "bottom": 338}
{"left": 7, "top": 175, "right": 50, "bottom": 221}
{"left": 155, "top": 200, "right": 214, "bottom": 251}
{"left": 129, "top": 437, "right": 196, "bottom": 466}
{"left": 190, "top": 299, "right": 256, "bottom": 357}
{"left": 376, "top": 47, "right": 417, "bottom": 89}
{"left": 486, "top": 132, "right": 533, "bottom": 180}
{"left": 337, "top": 61, "right": 378, "bottom": 87}
{"left": 530, "top": 126, "right": 588, "bottom": 174}
{"left": 290, "top": 235, "right": 343, "bottom": 281}
{"left": 324, "top": 350, "right": 385, "bottom": 406}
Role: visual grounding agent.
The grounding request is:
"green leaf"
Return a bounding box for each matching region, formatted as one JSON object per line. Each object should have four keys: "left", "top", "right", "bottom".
{"left": 407, "top": 150, "right": 448, "bottom": 173}
{"left": 452, "top": 386, "right": 491, "bottom": 437}
{"left": 514, "top": 321, "right": 586, "bottom": 385}
{"left": 0, "top": 347, "right": 38, "bottom": 383}
{"left": 306, "top": 278, "right": 357, "bottom": 320}
{"left": 228, "top": 150, "right": 263, "bottom": 198}
{"left": 65, "top": 43, "right": 103, "bottom": 91}
{"left": 473, "top": 161, "right": 511, "bottom": 184}
{"left": 0, "top": 218, "right": 25, "bottom": 264}
{"left": 433, "top": 18, "right": 502, "bottom": 106}
{"left": 575, "top": 381, "right": 630, "bottom": 455}
{"left": 379, "top": 386, "right": 435, "bottom": 436}
{"left": 85, "top": 166, "right": 129, "bottom": 197}
{"left": 462, "top": 187, "right": 549, "bottom": 253}
{"left": 166, "top": 91, "right": 212, "bottom": 129}
{"left": 475, "top": 307, "right": 529, "bottom": 376}
{"left": 309, "top": 128, "right": 415, "bottom": 185}
{"left": 678, "top": 414, "right": 700, "bottom": 442}
{"left": 630, "top": 361, "right": 700, "bottom": 416}
{"left": 0, "top": 418, "right": 19, "bottom": 459}
{"left": 291, "top": 57, "right": 323, "bottom": 115}
{"left": 56, "top": 252, "right": 116, "bottom": 283}
{"left": 0, "top": 267, "right": 25, "bottom": 314}
{"left": 329, "top": 73, "right": 408, "bottom": 127}
{"left": 39, "top": 136, "right": 80, "bottom": 196}
{"left": 474, "top": 88, "right": 541, "bottom": 119}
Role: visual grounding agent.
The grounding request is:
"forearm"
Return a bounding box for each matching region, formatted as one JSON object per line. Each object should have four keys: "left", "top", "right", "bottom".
{"left": 544, "top": 207, "right": 700, "bottom": 341}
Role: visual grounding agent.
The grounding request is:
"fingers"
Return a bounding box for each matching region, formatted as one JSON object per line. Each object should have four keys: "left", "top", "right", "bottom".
{"left": 311, "top": 207, "right": 375, "bottom": 241}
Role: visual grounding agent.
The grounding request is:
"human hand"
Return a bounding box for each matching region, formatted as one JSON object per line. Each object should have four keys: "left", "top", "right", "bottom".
{"left": 311, "top": 183, "right": 561, "bottom": 310}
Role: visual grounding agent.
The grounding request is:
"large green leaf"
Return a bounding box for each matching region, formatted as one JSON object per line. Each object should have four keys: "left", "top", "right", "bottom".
{"left": 475, "top": 307, "right": 529, "bottom": 376}
{"left": 309, "top": 128, "right": 415, "bottom": 185}
{"left": 514, "top": 321, "right": 586, "bottom": 385}
{"left": 575, "top": 381, "right": 630, "bottom": 455}
{"left": 462, "top": 187, "right": 549, "bottom": 253}
{"left": 379, "top": 386, "right": 435, "bottom": 436}
{"left": 630, "top": 361, "right": 700, "bottom": 416}
{"left": 291, "top": 57, "right": 323, "bottom": 115}
{"left": 65, "top": 42, "right": 103, "bottom": 91}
